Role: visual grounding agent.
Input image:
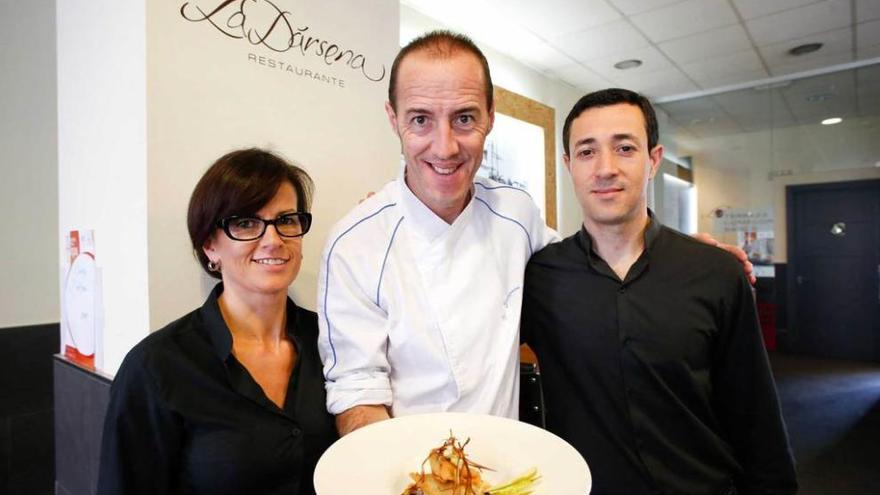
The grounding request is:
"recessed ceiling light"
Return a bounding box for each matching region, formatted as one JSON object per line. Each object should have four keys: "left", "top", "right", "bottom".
{"left": 614, "top": 59, "right": 642, "bottom": 70}
{"left": 806, "top": 93, "right": 833, "bottom": 102}
{"left": 821, "top": 117, "right": 842, "bottom": 125}
{"left": 788, "top": 43, "right": 823, "bottom": 56}
{"left": 753, "top": 81, "right": 791, "bottom": 91}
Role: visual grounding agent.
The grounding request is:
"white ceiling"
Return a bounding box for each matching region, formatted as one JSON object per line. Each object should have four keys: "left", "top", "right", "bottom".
{"left": 658, "top": 61, "right": 880, "bottom": 138}
{"left": 401, "top": 0, "right": 880, "bottom": 100}
{"left": 654, "top": 63, "right": 880, "bottom": 178}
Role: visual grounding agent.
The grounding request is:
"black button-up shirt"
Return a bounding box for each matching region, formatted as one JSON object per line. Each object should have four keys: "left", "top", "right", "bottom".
{"left": 522, "top": 215, "right": 797, "bottom": 495}
{"left": 97, "top": 283, "right": 337, "bottom": 495}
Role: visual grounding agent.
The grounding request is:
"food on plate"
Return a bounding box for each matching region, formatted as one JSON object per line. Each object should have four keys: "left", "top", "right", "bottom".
{"left": 401, "top": 432, "right": 540, "bottom": 495}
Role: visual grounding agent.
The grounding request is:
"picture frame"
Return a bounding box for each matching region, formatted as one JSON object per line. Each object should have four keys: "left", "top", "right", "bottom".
{"left": 487, "top": 86, "right": 557, "bottom": 229}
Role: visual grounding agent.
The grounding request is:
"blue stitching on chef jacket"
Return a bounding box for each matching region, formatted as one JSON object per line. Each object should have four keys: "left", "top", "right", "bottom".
{"left": 474, "top": 197, "right": 533, "bottom": 257}
{"left": 323, "top": 202, "right": 397, "bottom": 381}
{"left": 475, "top": 181, "right": 533, "bottom": 200}
{"left": 376, "top": 216, "right": 405, "bottom": 306}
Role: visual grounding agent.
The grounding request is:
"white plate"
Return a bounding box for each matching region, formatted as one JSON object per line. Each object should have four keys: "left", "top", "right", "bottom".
{"left": 314, "top": 412, "right": 591, "bottom": 494}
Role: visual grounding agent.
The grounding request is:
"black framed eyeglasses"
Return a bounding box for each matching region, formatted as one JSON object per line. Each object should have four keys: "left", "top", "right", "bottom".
{"left": 217, "top": 212, "right": 312, "bottom": 241}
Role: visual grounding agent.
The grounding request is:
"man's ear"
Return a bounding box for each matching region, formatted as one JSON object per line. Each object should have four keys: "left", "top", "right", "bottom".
{"left": 487, "top": 102, "right": 495, "bottom": 134}
{"left": 563, "top": 153, "right": 572, "bottom": 174}
{"left": 648, "top": 144, "right": 664, "bottom": 179}
{"left": 384, "top": 101, "right": 399, "bottom": 136}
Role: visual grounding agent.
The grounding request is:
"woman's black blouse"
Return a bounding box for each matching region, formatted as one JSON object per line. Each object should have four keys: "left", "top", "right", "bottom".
{"left": 97, "top": 284, "right": 338, "bottom": 495}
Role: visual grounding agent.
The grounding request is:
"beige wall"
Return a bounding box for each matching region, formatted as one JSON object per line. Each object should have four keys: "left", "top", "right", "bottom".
{"left": 0, "top": 0, "right": 59, "bottom": 328}
{"left": 694, "top": 161, "right": 752, "bottom": 246}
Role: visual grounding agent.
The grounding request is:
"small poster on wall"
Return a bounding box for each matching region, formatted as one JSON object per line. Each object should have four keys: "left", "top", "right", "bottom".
{"left": 712, "top": 207, "right": 774, "bottom": 233}
{"left": 712, "top": 207, "right": 775, "bottom": 276}
{"left": 61, "top": 230, "right": 104, "bottom": 369}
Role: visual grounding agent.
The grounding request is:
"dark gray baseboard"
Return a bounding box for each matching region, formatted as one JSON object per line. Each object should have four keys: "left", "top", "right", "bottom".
{"left": 53, "top": 356, "right": 111, "bottom": 495}
{"left": 0, "top": 322, "right": 59, "bottom": 495}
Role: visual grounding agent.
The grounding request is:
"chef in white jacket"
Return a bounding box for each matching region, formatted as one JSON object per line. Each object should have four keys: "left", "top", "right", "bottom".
{"left": 319, "top": 31, "right": 557, "bottom": 435}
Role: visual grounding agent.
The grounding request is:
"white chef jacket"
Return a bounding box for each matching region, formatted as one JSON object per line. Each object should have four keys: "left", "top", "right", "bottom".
{"left": 317, "top": 175, "right": 559, "bottom": 418}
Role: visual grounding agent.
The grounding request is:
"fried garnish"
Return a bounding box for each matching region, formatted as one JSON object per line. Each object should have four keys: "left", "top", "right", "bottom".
{"left": 401, "top": 432, "right": 539, "bottom": 495}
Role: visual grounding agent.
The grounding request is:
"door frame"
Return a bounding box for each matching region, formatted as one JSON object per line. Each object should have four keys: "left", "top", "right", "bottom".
{"left": 785, "top": 178, "right": 880, "bottom": 357}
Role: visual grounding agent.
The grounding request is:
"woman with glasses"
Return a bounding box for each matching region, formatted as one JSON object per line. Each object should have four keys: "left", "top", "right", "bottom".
{"left": 97, "top": 148, "right": 337, "bottom": 495}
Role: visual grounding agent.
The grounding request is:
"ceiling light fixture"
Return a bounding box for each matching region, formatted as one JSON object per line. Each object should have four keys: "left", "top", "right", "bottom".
{"left": 753, "top": 80, "right": 791, "bottom": 91}
{"left": 788, "top": 43, "right": 823, "bottom": 56}
{"left": 821, "top": 117, "right": 842, "bottom": 125}
{"left": 806, "top": 93, "right": 833, "bottom": 102}
{"left": 614, "top": 59, "right": 642, "bottom": 70}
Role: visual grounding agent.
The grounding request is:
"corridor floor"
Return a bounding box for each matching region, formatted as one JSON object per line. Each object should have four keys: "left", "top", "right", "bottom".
{"left": 771, "top": 353, "right": 880, "bottom": 494}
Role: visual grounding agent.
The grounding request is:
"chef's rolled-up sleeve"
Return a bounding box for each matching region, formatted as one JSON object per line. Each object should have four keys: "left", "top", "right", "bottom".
{"left": 317, "top": 238, "right": 393, "bottom": 415}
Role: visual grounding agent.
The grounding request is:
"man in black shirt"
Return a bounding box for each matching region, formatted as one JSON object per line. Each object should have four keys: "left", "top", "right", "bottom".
{"left": 522, "top": 89, "right": 797, "bottom": 495}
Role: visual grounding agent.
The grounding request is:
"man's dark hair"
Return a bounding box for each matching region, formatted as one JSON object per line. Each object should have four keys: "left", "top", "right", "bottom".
{"left": 562, "top": 88, "right": 659, "bottom": 155}
{"left": 187, "top": 148, "right": 313, "bottom": 279}
{"left": 388, "top": 30, "right": 493, "bottom": 111}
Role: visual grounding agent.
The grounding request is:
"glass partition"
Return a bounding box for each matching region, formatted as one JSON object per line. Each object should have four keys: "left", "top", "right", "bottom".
{"left": 654, "top": 62, "right": 880, "bottom": 267}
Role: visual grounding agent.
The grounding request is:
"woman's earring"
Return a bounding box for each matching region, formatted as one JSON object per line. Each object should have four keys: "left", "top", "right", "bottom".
{"left": 207, "top": 260, "right": 221, "bottom": 272}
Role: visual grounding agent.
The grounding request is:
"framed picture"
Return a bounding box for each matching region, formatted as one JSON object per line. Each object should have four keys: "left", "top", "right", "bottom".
{"left": 479, "top": 86, "right": 557, "bottom": 229}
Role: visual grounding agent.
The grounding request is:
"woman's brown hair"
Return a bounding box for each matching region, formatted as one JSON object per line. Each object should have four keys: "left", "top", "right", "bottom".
{"left": 187, "top": 148, "right": 314, "bottom": 279}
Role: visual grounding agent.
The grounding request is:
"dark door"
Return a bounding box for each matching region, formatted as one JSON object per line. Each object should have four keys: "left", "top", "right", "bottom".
{"left": 787, "top": 179, "right": 880, "bottom": 362}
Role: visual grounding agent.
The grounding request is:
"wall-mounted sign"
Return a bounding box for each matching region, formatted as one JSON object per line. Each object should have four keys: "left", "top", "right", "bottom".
{"left": 767, "top": 169, "right": 794, "bottom": 181}
{"left": 179, "top": 0, "right": 387, "bottom": 88}
{"left": 712, "top": 207, "right": 774, "bottom": 233}
{"left": 712, "top": 208, "right": 775, "bottom": 268}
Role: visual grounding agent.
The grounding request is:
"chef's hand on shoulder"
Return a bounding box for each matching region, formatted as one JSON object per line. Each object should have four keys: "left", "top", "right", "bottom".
{"left": 694, "top": 232, "right": 756, "bottom": 285}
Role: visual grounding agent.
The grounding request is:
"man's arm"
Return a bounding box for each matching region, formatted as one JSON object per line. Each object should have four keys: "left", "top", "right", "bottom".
{"left": 335, "top": 404, "right": 391, "bottom": 436}
{"left": 317, "top": 224, "right": 394, "bottom": 428}
{"left": 713, "top": 270, "right": 797, "bottom": 494}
